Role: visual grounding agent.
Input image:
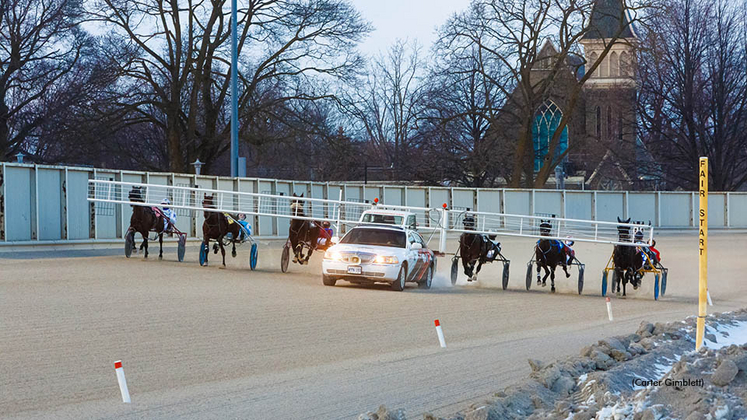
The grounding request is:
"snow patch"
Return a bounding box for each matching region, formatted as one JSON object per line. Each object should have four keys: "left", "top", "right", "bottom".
{"left": 705, "top": 320, "right": 747, "bottom": 349}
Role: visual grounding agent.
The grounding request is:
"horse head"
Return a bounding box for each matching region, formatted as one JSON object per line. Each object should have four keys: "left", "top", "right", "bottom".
{"left": 539, "top": 220, "right": 552, "bottom": 236}
{"left": 290, "top": 193, "right": 305, "bottom": 216}
{"left": 616, "top": 217, "right": 632, "bottom": 242}
{"left": 203, "top": 194, "right": 215, "bottom": 208}
{"left": 463, "top": 214, "right": 476, "bottom": 231}
{"left": 129, "top": 186, "right": 144, "bottom": 203}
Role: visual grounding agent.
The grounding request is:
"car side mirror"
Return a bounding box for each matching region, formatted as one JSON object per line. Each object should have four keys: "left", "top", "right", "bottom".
{"left": 331, "top": 236, "right": 340, "bottom": 245}
{"left": 411, "top": 243, "right": 423, "bottom": 250}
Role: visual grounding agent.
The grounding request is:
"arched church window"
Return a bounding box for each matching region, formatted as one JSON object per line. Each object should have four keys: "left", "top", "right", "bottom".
{"left": 610, "top": 52, "right": 619, "bottom": 77}
{"left": 596, "top": 107, "right": 601, "bottom": 138}
{"left": 601, "top": 54, "right": 609, "bottom": 77}
{"left": 619, "top": 51, "right": 630, "bottom": 77}
{"left": 589, "top": 52, "right": 599, "bottom": 77}
{"left": 607, "top": 106, "right": 612, "bottom": 138}
{"left": 532, "top": 100, "right": 569, "bottom": 172}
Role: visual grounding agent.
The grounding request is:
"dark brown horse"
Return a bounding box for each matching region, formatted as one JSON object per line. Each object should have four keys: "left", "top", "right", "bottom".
{"left": 128, "top": 186, "right": 166, "bottom": 259}
{"left": 535, "top": 220, "right": 570, "bottom": 292}
{"left": 201, "top": 194, "right": 240, "bottom": 268}
{"left": 289, "top": 193, "right": 320, "bottom": 265}
{"left": 458, "top": 214, "right": 496, "bottom": 281}
{"left": 612, "top": 217, "right": 645, "bottom": 297}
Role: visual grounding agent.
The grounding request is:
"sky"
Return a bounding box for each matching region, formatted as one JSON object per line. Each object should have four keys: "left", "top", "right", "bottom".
{"left": 351, "top": 0, "right": 473, "bottom": 56}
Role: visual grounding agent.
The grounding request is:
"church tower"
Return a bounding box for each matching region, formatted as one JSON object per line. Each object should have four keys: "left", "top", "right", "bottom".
{"left": 580, "top": 0, "right": 638, "bottom": 188}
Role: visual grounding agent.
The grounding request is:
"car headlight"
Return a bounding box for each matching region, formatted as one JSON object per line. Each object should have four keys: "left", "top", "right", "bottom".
{"left": 373, "top": 255, "right": 399, "bottom": 264}
{"left": 324, "top": 250, "right": 342, "bottom": 261}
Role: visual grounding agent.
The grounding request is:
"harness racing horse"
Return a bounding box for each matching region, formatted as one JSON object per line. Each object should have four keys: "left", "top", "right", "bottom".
{"left": 127, "top": 186, "right": 166, "bottom": 259}
{"left": 458, "top": 215, "right": 495, "bottom": 282}
{"left": 201, "top": 195, "right": 240, "bottom": 268}
{"left": 534, "top": 220, "right": 570, "bottom": 293}
{"left": 288, "top": 193, "right": 320, "bottom": 265}
{"left": 612, "top": 217, "right": 645, "bottom": 297}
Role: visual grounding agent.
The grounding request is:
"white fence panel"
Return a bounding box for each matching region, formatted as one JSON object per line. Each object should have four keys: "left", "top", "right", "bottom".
{"left": 660, "top": 193, "right": 692, "bottom": 227}
{"left": 628, "top": 193, "right": 656, "bottom": 225}
{"left": 534, "top": 191, "right": 562, "bottom": 216}
{"left": 477, "top": 190, "right": 501, "bottom": 213}
{"left": 596, "top": 192, "right": 624, "bottom": 222}
{"left": 38, "top": 168, "right": 64, "bottom": 240}
{"left": 730, "top": 194, "right": 747, "bottom": 227}
{"left": 566, "top": 192, "right": 592, "bottom": 220}
{"left": 504, "top": 190, "right": 530, "bottom": 215}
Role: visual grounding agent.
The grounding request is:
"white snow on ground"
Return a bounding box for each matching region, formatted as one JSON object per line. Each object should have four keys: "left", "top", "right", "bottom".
{"left": 705, "top": 320, "right": 747, "bottom": 349}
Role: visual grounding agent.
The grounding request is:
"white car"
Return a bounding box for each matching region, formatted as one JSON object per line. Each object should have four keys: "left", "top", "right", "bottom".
{"left": 322, "top": 225, "right": 436, "bottom": 291}
{"left": 358, "top": 209, "right": 418, "bottom": 230}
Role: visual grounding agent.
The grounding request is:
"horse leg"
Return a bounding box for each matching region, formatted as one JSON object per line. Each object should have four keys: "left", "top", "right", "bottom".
{"left": 536, "top": 262, "right": 542, "bottom": 285}
{"left": 304, "top": 247, "right": 314, "bottom": 265}
{"left": 231, "top": 241, "right": 237, "bottom": 258}
{"left": 541, "top": 265, "right": 550, "bottom": 287}
{"left": 158, "top": 233, "right": 163, "bottom": 260}
{"left": 219, "top": 237, "right": 227, "bottom": 268}
{"left": 473, "top": 260, "right": 484, "bottom": 281}
{"left": 463, "top": 257, "right": 472, "bottom": 278}
{"left": 550, "top": 266, "right": 556, "bottom": 293}
{"left": 143, "top": 235, "right": 149, "bottom": 259}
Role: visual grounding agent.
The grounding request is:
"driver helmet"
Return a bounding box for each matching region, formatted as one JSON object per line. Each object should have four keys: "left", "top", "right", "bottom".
{"left": 161, "top": 198, "right": 171, "bottom": 209}
{"left": 322, "top": 221, "right": 331, "bottom": 228}
{"left": 238, "top": 213, "right": 246, "bottom": 220}
{"left": 565, "top": 236, "right": 575, "bottom": 246}
{"left": 634, "top": 230, "right": 644, "bottom": 241}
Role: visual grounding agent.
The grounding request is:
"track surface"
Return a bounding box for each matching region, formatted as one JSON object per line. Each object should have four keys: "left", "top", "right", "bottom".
{"left": 1, "top": 231, "right": 745, "bottom": 419}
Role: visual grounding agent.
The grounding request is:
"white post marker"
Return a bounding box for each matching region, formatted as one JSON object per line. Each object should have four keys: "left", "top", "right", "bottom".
{"left": 707, "top": 289, "right": 713, "bottom": 306}
{"left": 435, "top": 319, "right": 446, "bottom": 348}
{"left": 606, "top": 297, "right": 614, "bottom": 321}
{"left": 114, "top": 360, "right": 131, "bottom": 403}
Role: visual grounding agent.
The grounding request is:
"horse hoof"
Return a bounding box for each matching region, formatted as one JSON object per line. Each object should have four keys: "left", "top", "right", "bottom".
{"left": 536, "top": 280, "right": 541, "bottom": 285}
{"left": 542, "top": 281, "right": 547, "bottom": 287}
{"left": 616, "top": 291, "right": 621, "bottom": 297}
{"left": 232, "top": 252, "right": 237, "bottom": 258}
{"left": 159, "top": 256, "right": 163, "bottom": 261}
{"left": 219, "top": 265, "right": 226, "bottom": 270}
{"left": 565, "top": 273, "right": 571, "bottom": 278}
{"left": 551, "top": 287, "right": 556, "bottom": 293}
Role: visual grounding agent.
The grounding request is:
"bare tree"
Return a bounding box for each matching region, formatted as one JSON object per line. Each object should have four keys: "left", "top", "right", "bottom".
{"left": 344, "top": 39, "right": 425, "bottom": 180}
{"left": 442, "top": 0, "right": 650, "bottom": 187}
{"left": 90, "top": 0, "right": 370, "bottom": 173}
{"left": 0, "top": 0, "right": 86, "bottom": 159}
{"left": 637, "top": 0, "right": 747, "bottom": 190}
{"left": 418, "top": 41, "right": 508, "bottom": 186}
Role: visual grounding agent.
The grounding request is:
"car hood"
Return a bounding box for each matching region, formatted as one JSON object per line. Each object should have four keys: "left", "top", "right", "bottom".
{"left": 328, "top": 244, "right": 407, "bottom": 255}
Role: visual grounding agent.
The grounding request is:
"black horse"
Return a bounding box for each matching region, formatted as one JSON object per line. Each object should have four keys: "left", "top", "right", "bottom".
{"left": 458, "top": 214, "right": 500, "bottom": 281}
{"left": 612, "top": 217, "right": 645, "bottom": 297}
{"left": 289, "top": 193, "right": 320, "bottom": 265}
{"left": 127, "top": 186, "right": 166, "bottom": 259}
{"left": 201, "top": 194, "right": 241, "bottom": 268}
{"left": 534, "top": 220, "right": 570, "bottom": 292}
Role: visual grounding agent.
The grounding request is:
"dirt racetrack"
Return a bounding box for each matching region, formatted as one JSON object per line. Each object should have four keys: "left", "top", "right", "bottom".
{"left": 1, "top": 230, "right": 745, "bottom": 419}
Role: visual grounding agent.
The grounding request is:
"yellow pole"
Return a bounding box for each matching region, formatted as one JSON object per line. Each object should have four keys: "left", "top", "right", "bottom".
{"left": 696, "top": 157, "right": 708, "bottom": 351}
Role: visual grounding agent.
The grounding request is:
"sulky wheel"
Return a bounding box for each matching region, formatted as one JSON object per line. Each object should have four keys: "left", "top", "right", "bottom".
{"left": 578, "top": 264, "right": 585, "bottom": 295}
{"left": 250, "top": 243, "right": 258, "bottom": 271}
{"left": 654, "top": 273, "right": 660, "bottom": 301}
{"left": 525, "top": 263, "right": 533, "bottom": 291}
{"left": 177, "top": 235, "right": 186, "bottom": 262}
{"left": 199, "top": 241, "right": 209, "bottom": 266}
{"left": 601, "top": 271, "right": 608, "bottom": 297}
{"left": 450, "top": 257, "right": 459, "bottom": 286}
{"left": 661, "top": 269, "right": 668, "bottom": 296}
{"left": 502, "top": 262, "right": 510, "bottom": 290}
{"left": 280, "top": 243, "right": 290, "bottom": 273}
{"left": 124, "top": 229, "right": 135, "bottom": 258}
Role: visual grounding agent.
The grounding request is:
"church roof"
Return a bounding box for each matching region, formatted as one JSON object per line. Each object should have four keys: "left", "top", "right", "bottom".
{"left": 583, "top": 0, "right": 635, "bottom": 40}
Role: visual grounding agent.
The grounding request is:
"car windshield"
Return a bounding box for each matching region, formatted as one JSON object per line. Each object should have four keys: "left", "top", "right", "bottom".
{"left": 340, "top": 228, "right": 406, "bottom": 248}
{"left": 361, "top": 213, "right": 403, "bottom": 225}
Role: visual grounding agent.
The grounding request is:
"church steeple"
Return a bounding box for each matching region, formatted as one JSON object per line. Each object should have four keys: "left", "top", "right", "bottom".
{"left": 580, "top": 0, "right": 637, "bottom": 86}
{"left": 583, "top": 0, "right": 636, "bottom": 40}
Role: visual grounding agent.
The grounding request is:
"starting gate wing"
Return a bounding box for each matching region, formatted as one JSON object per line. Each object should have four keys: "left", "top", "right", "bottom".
{"left": 87, "top": 179, "right": 442, "bottom": 230}
{"left": 445, "top": 208, "right": 654, "bottom": 247}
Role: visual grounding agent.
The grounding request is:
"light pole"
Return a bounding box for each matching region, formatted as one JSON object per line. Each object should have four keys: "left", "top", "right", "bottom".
{"left": 230, "top": 0, "right": 239, "bottom": 177}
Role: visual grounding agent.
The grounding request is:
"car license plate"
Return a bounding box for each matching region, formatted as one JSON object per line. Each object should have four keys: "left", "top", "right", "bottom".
{"left": 347, "top": 266, "right": 362, "bottom": 275}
